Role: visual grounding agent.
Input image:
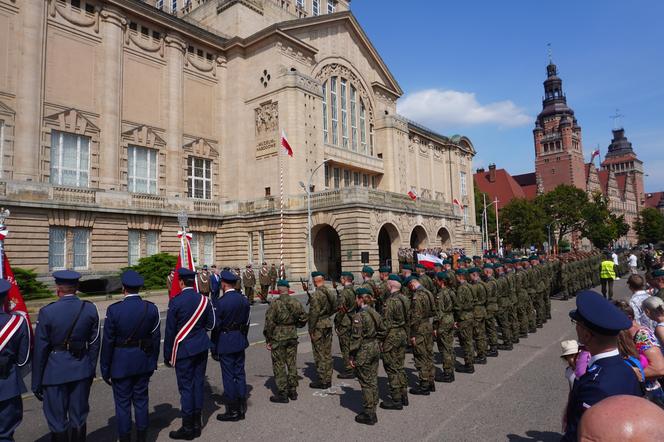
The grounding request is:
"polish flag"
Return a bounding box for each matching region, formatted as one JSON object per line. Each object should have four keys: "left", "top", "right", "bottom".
{"left": 417, "top": 253, "right": 443, "bottom": 270}
{"left": 0, "top": 227, "right": 33, "bottom": 342}
{"left": 590, "top": 149, "right": 600, "bottom": 163}
{"left": 453, "top": 198, "right": 464, "bottom": 211}
{"left": 407, "top": 189, "right": 418, "bottom": 201}
{"left": 170, "top": 231, "right": 197, "bottom": 299}
{"left": 281, "top": 130, "right": 293, "bottom": 157}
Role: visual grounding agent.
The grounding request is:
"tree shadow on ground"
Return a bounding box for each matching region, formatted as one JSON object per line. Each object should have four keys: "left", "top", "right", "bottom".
{"left": 506, "top": 430, "right": 562, "bottom": 442}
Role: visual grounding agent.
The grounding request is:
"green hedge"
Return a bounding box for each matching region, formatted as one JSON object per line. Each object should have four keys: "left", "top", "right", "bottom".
{"left": 123, "top": 252, "right": 177, "bottom": 290}
{"left": 13, "top": 267, "right": 52, "bottom": 300}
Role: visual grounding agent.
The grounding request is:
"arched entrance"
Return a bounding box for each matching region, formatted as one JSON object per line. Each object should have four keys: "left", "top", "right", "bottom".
{"left": 378, "top": 223, "right": 400, "bottom": 269}
{"left": 410, "top": 225, "right": 428, "bottom": 249}
{"left": 313, "top": 224, "right": 341, "bottom": 280}
{"left": 437, "top": 227, "right": 452, "bottom": 250}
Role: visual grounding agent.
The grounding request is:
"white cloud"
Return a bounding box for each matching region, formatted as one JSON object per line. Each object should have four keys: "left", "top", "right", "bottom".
{"left": 397, "top": 89, "right": 533, "bottom": 129}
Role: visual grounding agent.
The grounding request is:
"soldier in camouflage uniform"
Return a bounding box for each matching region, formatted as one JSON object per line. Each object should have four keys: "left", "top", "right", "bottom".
{"left": 433, "top": 272, "right": 456, "bottom": 382}
{"left": 416, "top": 264, "right": 436, "bottom": 294}
{"left": 405, "top": 275, "right": 436, "bottom": 394}
{"left": 468, "top": 268, "right": 488, "bottom": 364}
{"left": 379, "top": 275, "right": 410, "bottom": 410}
{"left": 493, "top": 264, "right": 513, "bottom": 350}
{"left": 334, "top": 272, "right": 356, "bottom": 379}
{"left": 306, "top": 271, "right": 337, "bottom": 389}
{"left": 454, "top": 269, "right": 475, "bottom": 373}
{"left": 350, "top": 287, "right": 386, "bottom": 425}
{"left": 521, "top": 260, "right": 537, "bottom": 332}
{"left": 530, "top": 257, "right": 546, "bottom": 328}
{"left": 481, "top": 264, "right": 500, "bottom": 357}
{"left": 264, "top": 280, "right": 308, "bottom": 402}
{"left": 514, "top": 262, "right": 530, "bottom": 337}
{"left": 504, "top": 261, "right": 521, "bottom": 344}
{"left": 376, "top": 266, "right": 392, "bottom": 314}
{"left": 242, "top": 264, "right": 256, "bottom": 305}
{"left": 361, "top": 266, "right": 379, "bottom": 306}
{"left": 400, "top": 264, "right": 414, "bottom": 300}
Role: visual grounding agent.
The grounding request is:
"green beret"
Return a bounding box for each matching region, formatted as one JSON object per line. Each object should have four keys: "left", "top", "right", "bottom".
{"left": 379, "top": 266, "right": 391, "bottom": 273}
{"left": 341, "top": 271, "right": 354, "bottom": 280}
{"left": 416, "top": 263, "right": 425, "bottom": 269}
{"left": 436, "top": 271, "right": 450, "bottom": 280}
{"left": 472, "top": 256, "right": 481, "bottom": 260}
{"left": 464, "top": 257, "right": 473, "bottom": 263}
{"left": 529, "top": 255, "right": 539, "bottom": 261}
{"left": 653, "top": 269, "right": 664, "bottom": 278}
{"left": 402, "top": 264, "right": 413, "bottom": 271}
{"left": 456, "top": 269, "right": 467, "bottom": 275}
{"left": 355, "top": 287, "right": 371, "bottom": 296}
{"left": 521, "top": 258, "right": 529, "bottom": 263}
{"left": 483, "top": 264, "right": 493, "bottom": 269}
{"left": 494, "top": 263, "right": 504, "bottom": 269}
{"left": 277, "top": 279, "right": 290, "bottom": 288}
{"left": 468, "top": 267, "right": 480, "bottom": 274}
{"left": 403, "top": 275, "right": 418, "bottom": 285}
{"left": 443, "top": 259, "right": 451, "bottom": 265}
{"left": 433, "top": 262, "right": 443, "bottom": 268}
{"left": 362, "top": 266, "right": 374, "bottom": 275}
{"left": 311, "top": 271, "right": 325, "bottom": 278}
{"left": 388, "top": 274, "right": 402, "bottom": 283}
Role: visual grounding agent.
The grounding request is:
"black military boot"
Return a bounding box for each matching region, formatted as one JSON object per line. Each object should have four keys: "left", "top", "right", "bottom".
{"left": 269, "top": 392, "right": 289, "bottom": 403}
{"left": 239, "top": 397, "right": 247, "bottom": 418}
{"left": 192, "top": 412, "right": 202, "bottom": 438}
{"left": 337, "top": 371, "right": 354, "bottom": 379}
{"left": 401, "top": 389, "right": 409, "bottom": 406}
{"left": 456, "top": 363, "right": 475, "bottom": 374}
{"left": 379, "top": 398, "right": 403, "bottom": 410}
{"left": 409, "top": 382, "right": 430, "bottom": 396}
{"left": 476, "top": 356, "right": 487, "bottom": 365}
{"left": 438, "top": 371, "right": 455, "bottom": 383}
{"left": 288, "top": 389, "right": 298, "bottom": 400}
{"left": 170, "top": 415, "right": 195, "bottom": 440}
{"left": 119, "top": 433, "right": 131, "bottom": 442}
{"left": 498, "top": 342, "right": 513, "bottom": 351}
{"left": 136, "top": 429, "right": 148, "bottom": 442}
{"left": 354, "top": 412, "right": 377, "bottom": 425}
{"left": 487, "top": 347, "right": 499, "bottom": 357}
{"left": 519, "top": 332, "right": 528, "bottom": 338}
{"left": 51, "top": 432, "right": 69, "bottom": 442}
{"left": 429, "top": 381, "right": 436, "bottom": 392}
{"left": 309, "top": 380, "right": 331, "bottom": 389}
{"left": 71, "top": 424, "right": 87, "bottom": 442}
{"left": 217, "top": 403, "right": 242, "bottom": 422}
{"left": 512, "top": 336, "right": 520, "bottom": 344}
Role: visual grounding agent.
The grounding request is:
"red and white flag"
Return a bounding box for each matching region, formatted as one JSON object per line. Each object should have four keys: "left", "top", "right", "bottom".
{"left": 407, "top": 189, "right": 418, "bottom": 201}
{"left": 590, "top": 149, "right": 600, "bottom": 163}
{"left": 453, "top": 198, "right": 464, "bottom": 211}
{"left": 417, "top": 253, "right": 443, "bottom": 270}
{"left": 0, "top": 228, "right": 33, "bottom": 342}
{"left": 281, "top": 129, "right": 293, "bottom": 157}
{"left": 169, "top": 231, "right": 197, "bottom": 299}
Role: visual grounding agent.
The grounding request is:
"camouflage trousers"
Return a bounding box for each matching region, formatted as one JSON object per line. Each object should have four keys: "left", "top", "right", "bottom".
{"left": 271, "top": 339, "right": 298, "bottom": 393}
{"left": 412, "top": 324, "right": 434, "bottom": 387}
{"left": 517, "top": 297, "right": 530, "bottom": 334}
{"left": 336, "top": 328, "right": 353, "bottom": 373}
{"left": 496, "top": 308, "right": 512, "bottom": 345}
{"left": 526, "top": 293, "right": 537, "bottom": 330}
{"left": 509, "top": 305, "right": 520, "bottom": 340}
{"left": 435, "top": 326, "right": 455, "bottom": 372}
{"left": 355, "top": 342, "right": 380, "bottom": 414}
{"left": 311, "top": 327, "right": 333, "bottom": 384}
{"left": 457, "top": 318, "right": 475, "bottom": 365}
{"left": 485, "top": 308, "right": 499, "bottom": 347}
{"left": 245, "top": 287, "right": 255, "bottom": 304}
{"left": 543, "top": 288, "right": 552, "bottom": 318}
{"left": 534, "top": 290, "right": 546, "bottom": 326}
{"left": 382, "top": 329, "right": 407, "bottom": 401}
{"left": 473, "top": 317, "right": 487, "bottom": 358}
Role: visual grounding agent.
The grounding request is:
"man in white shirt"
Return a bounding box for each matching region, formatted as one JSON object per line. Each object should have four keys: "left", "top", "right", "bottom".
{"left": 612, "top": 251, "right": 620, "bottom": 280}
{"left": 627, "top": 274, "right": 655, "bottom": 330}
{"left": 628, "top": 252, "right": 638, "bottom": 274}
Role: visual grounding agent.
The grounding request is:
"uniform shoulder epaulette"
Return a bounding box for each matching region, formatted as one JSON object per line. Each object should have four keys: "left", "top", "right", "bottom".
{"left": 42, "top": 300, "right": 58, "bottom": 309}
{"left": 144, "top": 299, "right": 157, "bottom": 306}
{"left": 108, "top": 300, "right": 123, "bottom": 308}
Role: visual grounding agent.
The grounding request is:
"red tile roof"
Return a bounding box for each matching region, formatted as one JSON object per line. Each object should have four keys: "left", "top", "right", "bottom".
{"left": 645, "top": 191, "right": 664, "bottom": 209}
{"left": 473, "top": 168, "right": 529, "bottom": 210}
{"left": 513, "top": 173, "right": 538, "bottom": 199}
{"left": 598, "top": 170, "right": 609, "bottom": 193}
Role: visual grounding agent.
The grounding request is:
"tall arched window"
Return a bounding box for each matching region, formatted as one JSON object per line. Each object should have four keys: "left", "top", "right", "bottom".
{"left": 322, "top": 75, "right": 373, "bottom": 155}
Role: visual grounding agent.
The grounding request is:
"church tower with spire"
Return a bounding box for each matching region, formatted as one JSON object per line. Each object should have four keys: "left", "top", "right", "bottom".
{"left": 533, "top": 60, "right": 586, "bottom": 193}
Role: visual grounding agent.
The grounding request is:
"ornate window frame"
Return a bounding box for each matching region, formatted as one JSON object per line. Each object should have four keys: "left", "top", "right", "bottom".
{"left": 182, "top": 138, "right": 220, "bottom": 200}
{"left": 0, "top": 102, "right": 15, "bottom": 180}
{"left": 121, "top": 125, "right": 167, "bottom": 194}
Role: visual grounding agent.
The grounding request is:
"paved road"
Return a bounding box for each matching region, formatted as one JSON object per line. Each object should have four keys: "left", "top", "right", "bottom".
{"left": 15, "top": 280, "right": 635, "bottom": 441}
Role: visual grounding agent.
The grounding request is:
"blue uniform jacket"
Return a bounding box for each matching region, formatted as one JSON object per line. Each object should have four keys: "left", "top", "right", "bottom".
{"left": 32, "top": 295, "right": 100, "bottom": 391}
{"left": 563, "top": 354, "right": 643, "bottom": 441}
{"left": 212, "top": 290, "right": 250, "bottom": 355}
{"left": 210, "top": 274, "right": 220, "bottom": 296}
{"left": 163, "top": 288, "right": 215, "bottom": 363}
{"left": 0, "top": 311, "right": 30, "bottom": 401}
{"left": 100, "top": 295, "right": 161, "bottom": 380}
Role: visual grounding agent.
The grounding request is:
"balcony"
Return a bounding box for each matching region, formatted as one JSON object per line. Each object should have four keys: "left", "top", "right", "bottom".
{"left": 50, "top": 186, "right": 96, "bottom": 204}
{"left": 130, "top": 194, "right": 165, "bottom": 210}
{"left": 324, "top": 144, "right": 384, "bottom": 174}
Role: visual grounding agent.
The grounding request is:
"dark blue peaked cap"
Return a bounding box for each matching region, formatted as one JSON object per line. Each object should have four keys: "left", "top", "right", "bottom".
{"left": 121, "top": 270, "right": 144, "bottom": 288}
{"left": 177, "top": 268, "right": 196, "bottom": 279}
{"left": 569, "top": 290, "right": 631, "bottom": 336}
{"left": 53, "top": 270, "right": 81, "bottom": 285}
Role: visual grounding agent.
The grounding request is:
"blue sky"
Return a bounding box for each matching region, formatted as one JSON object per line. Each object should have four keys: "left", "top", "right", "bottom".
{"left": 351, "top": 0, "right": 664, "bottom": 191}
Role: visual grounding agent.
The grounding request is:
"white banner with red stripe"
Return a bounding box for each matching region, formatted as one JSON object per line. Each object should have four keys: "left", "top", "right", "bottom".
{"left": 170, "top": 295, "right": 209, "bottom": 366}
{"left": 0, "top": 314, "right": 24, "bottom": 353}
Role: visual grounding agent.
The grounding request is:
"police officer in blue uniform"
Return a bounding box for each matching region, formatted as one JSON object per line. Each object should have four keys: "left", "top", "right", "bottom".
{"left": 100, "top": 270, "right": 161, "bottom": 442}
{"left": 0, "top": 279, "right": 30, "bottom": 441}
{"left": 563, "top": 290, "right": 643, "bottom": 441}
{"left": 32, "top": 270, "right": 100, "bottom": 442}
{"left": 164, "top": 267, "right": 215, "bottom": 440}
{"left": 211, "top": 270, "right": 250, "bottom": 422}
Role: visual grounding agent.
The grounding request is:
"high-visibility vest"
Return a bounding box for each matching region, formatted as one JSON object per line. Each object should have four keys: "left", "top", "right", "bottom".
{"left": 600, "top": 260, "right": 616, "bottom": 280}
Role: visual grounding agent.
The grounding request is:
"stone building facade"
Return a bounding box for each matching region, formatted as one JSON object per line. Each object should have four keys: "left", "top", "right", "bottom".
{"left": 0, "top": 0, "right": 480, "bottom": 279}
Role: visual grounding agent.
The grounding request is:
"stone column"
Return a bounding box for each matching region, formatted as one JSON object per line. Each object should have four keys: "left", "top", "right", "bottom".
{"left": 99, "top": 7, "right": 126, "bottom": 190}
{"left": 164, "top": 33, "right": 186, "bottom": 196}
{"left": 13, "top": 0, "right": 46, "bottom": 181}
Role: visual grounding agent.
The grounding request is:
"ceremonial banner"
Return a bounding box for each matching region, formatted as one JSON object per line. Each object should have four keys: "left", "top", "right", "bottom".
{"left": 0, "top": 225, "right": 32, "bottom": 336}
{"left": 169, "top": 231, "right": 197, "bottom": 299}
{"left": 417, "top": 253, "right": 443, "bottom": 269}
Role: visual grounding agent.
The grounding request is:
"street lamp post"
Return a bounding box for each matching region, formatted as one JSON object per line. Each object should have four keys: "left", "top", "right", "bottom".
{"left": 300, "top": 159, "right": 331, "bottom": 280}
{"left": 482, "top": 197, "right": 499, "bottom": 253}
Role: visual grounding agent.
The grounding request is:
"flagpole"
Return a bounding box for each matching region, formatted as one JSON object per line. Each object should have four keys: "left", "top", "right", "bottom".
{"left": 0, "top": 208, "right": 6, "bottom": 281}
{"left": 279, "top": 132, "right": 284, "bottom": 273}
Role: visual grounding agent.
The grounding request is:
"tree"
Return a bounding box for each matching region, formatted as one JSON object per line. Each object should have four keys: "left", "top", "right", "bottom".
{"left": 635, "top": 208, "right": 664, "bottom": 244}
{"left": 123, "top": 252, "right": 177, "bottom": 290}
{"left": 500, "top": 198, "right": 547, "bottom": 248}
{"left": 581, "top": 193, "right": 619, "bottom": 249}
{"left": 537, "top": 185, "right": 589, "bottom": 244}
